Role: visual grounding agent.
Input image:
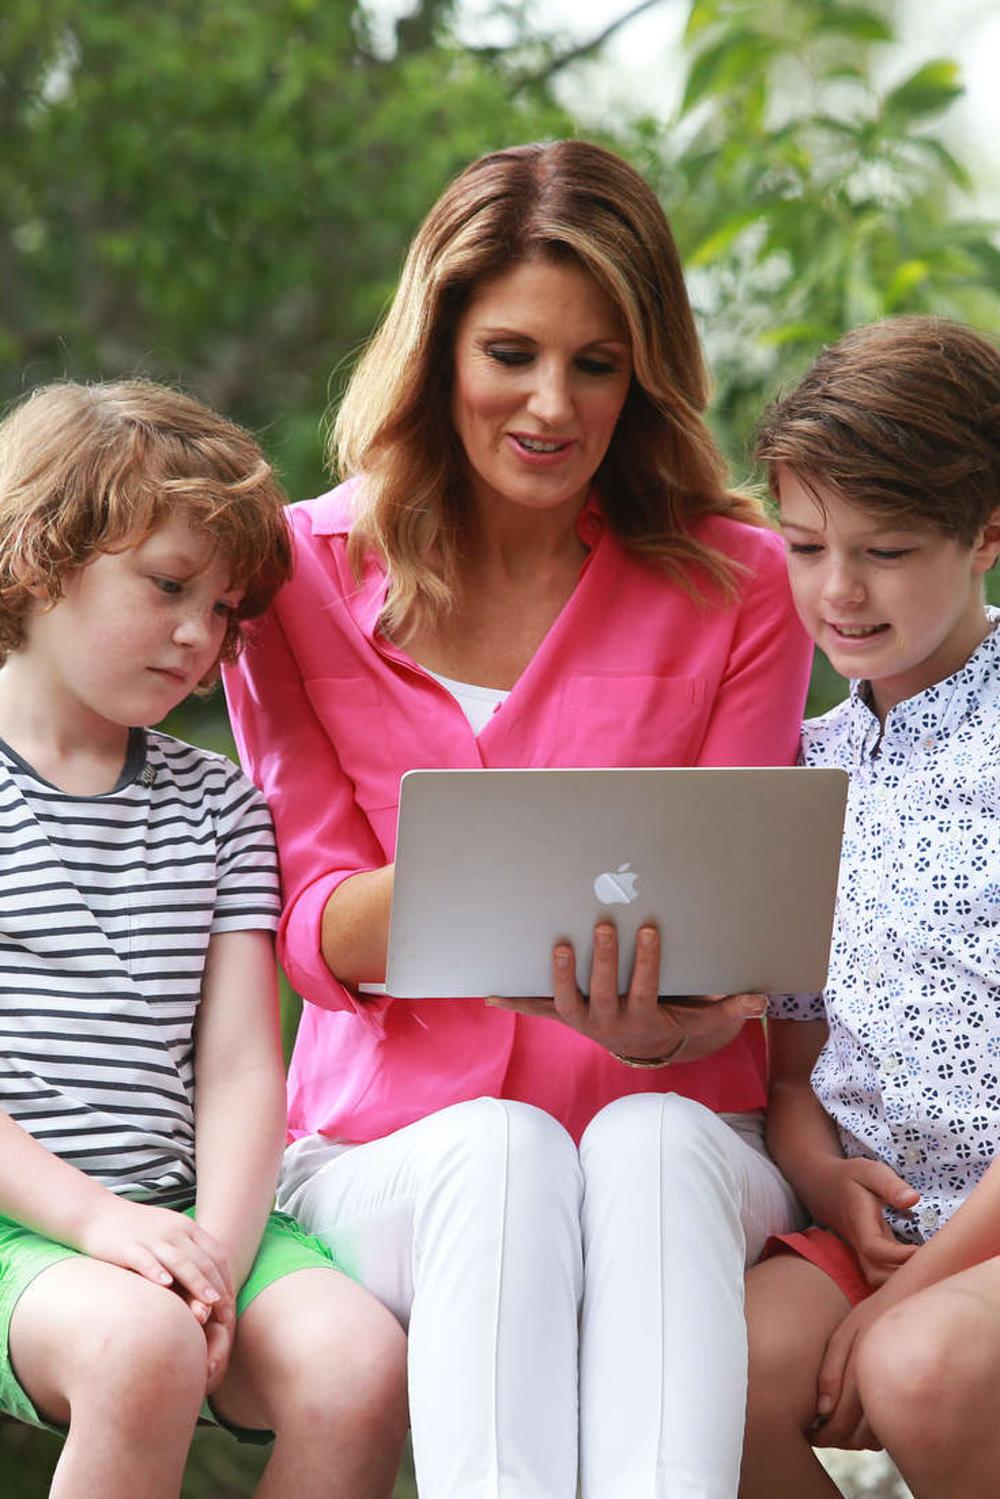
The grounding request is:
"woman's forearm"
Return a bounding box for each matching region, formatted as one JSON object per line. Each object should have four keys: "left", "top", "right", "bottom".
{"left": 320, "top": 863, "right": 395, "bottom": 986}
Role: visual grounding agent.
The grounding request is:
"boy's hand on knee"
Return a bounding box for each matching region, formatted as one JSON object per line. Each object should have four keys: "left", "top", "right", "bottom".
{"left": 180, "top": 1295, "right": 235, "bottom": 1393}
{"left": 79, "top": 1195, "right": 235, "bottom": 1313}
{"left": 204, "top": 1310, "right": 235, "bottom": 1392}
{"left": 813, "top": 1297, "right": 883, "bottom": 1451}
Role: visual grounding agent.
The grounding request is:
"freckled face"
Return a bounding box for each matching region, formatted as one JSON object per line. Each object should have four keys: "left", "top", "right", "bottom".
{"left": 778, "top": 466, "right": 1000, "bottom": 717}
{"left": 23, "top": 513, "right": 243, "bottom": 730}
{"left": 450, "top": 256, "right": 633, "bottom": 521}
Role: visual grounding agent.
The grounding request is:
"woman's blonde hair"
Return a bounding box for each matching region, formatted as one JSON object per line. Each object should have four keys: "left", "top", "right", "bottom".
{"left": 0, "top": 380, "right": 292, "bottom": 667}
{"left": 334, "top": 139, "right": 764, "bottom": 637}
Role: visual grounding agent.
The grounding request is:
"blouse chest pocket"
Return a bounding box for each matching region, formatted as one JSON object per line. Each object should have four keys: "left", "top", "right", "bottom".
{"left": 557, "top": 674, "right": 711, "bottom": 768}
{"left": 303, "top": 676, "right": 400, "bottom": 813}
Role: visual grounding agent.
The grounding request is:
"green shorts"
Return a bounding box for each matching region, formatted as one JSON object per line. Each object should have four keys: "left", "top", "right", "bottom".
{"left": 0, "top": 1208, "right": 340, "bottom": 1444}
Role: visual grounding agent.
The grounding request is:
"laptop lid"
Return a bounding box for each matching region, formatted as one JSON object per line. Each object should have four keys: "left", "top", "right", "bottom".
{"left": 383, "top": 766, "right": 847, "bottom": 998}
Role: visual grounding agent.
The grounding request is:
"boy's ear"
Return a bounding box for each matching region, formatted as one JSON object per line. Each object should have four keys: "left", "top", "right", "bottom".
{"left": 974, "top": 505, "right": 1000, "bottom": 575}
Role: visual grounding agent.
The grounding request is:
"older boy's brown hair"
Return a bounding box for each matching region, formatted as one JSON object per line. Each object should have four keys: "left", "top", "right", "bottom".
{"left": 0, "top": 380, "right": 292, "bottom": 666}
{"left": 755, "top": 316, "right": 1000, "bottom": 544}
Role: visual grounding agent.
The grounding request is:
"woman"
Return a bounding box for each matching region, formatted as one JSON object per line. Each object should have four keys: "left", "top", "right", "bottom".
{"left": 225, "top": 140, "right": 812, "bottom": 1499}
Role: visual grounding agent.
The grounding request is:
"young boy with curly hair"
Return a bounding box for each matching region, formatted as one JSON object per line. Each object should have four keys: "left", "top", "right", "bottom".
{"left": 0, "top": 381, "right": 406, "bottom": 1499}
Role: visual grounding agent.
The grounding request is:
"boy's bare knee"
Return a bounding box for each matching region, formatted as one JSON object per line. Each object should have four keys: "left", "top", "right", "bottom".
{"left": 69, "top": 1284, "right": 206, "bottom": 1425}
{"left": 273, "top": 1302, "right": 408, "bottom": 1442}
{"left": 744, "top": 1259, "right": 846, "bottom": 1434}
{"left": 858, "top": 1298, "right": 989, "bottom": 1453}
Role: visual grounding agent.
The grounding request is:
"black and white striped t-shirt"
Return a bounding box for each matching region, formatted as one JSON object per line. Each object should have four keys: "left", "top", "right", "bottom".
{"left": 0, "top": 728, "right": 281, "bottom": 1207}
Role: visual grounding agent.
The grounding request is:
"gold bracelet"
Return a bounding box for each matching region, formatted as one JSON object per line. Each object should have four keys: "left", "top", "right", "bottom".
{"left": 611, "top": 1032, "right": 689, "bottom": 1069}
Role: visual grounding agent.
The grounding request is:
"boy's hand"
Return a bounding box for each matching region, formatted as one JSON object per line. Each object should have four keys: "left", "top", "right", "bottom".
{"left": 814, "top": 1158, "right": 920, "bottom": 1286}
{"left": 811, "top": 1292, "right": 886, "bottom": 1450}
{"left": 79, "top": 1195, "right": 235, "bottom": 1315}
{"left": 183, "top": 1291, "right": 237, "bottom": 1393}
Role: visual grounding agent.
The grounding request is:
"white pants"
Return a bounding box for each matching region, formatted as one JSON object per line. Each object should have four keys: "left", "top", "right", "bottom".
{"left": 278, "top": 1094, "right": 801, "bottom": 1499}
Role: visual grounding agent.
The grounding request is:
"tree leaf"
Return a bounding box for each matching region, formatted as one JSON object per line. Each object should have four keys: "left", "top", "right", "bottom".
{"left": 884, "top": 259, "right": 930, "bottom": 308}
{"left": 757, "top": 321, "right": 839, "bottom": 348}
{"left": 910, "top": 135, "right": 973, "bottom": 191}
{"left": 883, "top": 59, "right": 964, "bottom": 121}
{"left": 688, "top": 209, "right": 765, "bottom": 267}
{"left": 806, "top": 5, "right": 893, "bottom": 43}
{"left": 681, "top": 31, "right": 778, "bottom": 114}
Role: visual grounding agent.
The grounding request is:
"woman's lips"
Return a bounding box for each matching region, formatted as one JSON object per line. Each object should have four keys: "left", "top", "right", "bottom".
{"left": 505, "top": 432, "right": 576, "bottom": 466}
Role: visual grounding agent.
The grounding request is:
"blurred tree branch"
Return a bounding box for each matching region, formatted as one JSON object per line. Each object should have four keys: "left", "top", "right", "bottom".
{"left": 514, "top": 0, "right": 669, "bottom": 89}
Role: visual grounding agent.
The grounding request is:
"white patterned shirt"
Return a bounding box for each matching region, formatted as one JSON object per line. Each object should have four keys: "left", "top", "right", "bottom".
{"left": 771, "top": 609, "right": 1000, "bottom": 1243}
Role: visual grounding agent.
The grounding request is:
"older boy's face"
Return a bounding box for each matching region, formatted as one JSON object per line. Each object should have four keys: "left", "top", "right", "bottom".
{"left": 777, "top": 466, "right": 1000, "bottom": 720}
{"left": 25, "top": 513, "right": 243, "bottom": 731}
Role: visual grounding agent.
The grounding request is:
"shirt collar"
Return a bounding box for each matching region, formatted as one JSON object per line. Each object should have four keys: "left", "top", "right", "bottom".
{"left": 847, "top": 605, "right": 999, "bottom": 762}
{"left": 323, "top": 483, "right": 607, "bottom": 644}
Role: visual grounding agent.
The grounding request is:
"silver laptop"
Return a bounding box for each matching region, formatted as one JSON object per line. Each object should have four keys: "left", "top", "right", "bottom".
{"left": 379, "top": 767, "right": 848, "bottom": 998}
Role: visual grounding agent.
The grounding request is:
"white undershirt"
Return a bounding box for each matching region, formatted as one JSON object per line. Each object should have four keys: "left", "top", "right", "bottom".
{"left": 426, "top": 669, "right": 509, "bottom": 735}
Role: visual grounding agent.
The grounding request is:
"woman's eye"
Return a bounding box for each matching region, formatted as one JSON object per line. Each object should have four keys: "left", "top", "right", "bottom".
{"left": 486, "top": 346, "right": 532, "bottom": 367}
{"left": 152, "top": 576, "right": 183, "bottom": 595}
{"left": 869, "top": 548, "right": 911, "bottom": 561}
{"left": 576, "top": 357, "right": 618, "bottom": 376}
{"left": 213, "top": 600, "right": 238, "bottom": 618}
{"left": 787, "top": 542, "right": 822, "bottom": 556}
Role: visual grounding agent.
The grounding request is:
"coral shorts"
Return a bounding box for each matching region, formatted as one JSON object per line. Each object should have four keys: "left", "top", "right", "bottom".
{"left": 762, "top": 1226, "right": 874, "bottom": 1307}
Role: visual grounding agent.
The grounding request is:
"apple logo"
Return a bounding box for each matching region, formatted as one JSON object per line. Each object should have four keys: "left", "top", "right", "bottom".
{"left": 593, "top": 862, "right": 639, "bottom": 906}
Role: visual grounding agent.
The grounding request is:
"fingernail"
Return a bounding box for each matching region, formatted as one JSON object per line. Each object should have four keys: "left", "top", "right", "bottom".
{"left": 639, "top": 927, "right": 656, "bottom": 949}
{"left": 817, "top": 1395, "right": 832, "bottom": 1416}
{"left": 596, "top": 926, "right": 614, "bottom": 948}
{"left": 744, "top": 996, "right": 768, "bottom": 1017}
{"left": 204, "top": 1287, "right": 219, "bottom": 1302}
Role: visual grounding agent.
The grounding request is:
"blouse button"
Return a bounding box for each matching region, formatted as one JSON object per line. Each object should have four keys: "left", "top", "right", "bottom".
{"left": 917, "top": 1204, "right": 941, "bottom": 1233}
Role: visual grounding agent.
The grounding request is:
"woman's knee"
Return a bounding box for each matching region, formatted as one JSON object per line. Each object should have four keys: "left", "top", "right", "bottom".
{"left": 581, "top": 1091, "right": 729, "bottom": 1178}
{"left": 428, "top": 1096, "right": 580, "bottom": 1195}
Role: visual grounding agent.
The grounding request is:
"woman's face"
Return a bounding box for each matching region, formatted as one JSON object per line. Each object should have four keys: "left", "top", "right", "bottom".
{"left": 450, "top": 256, "right": 632, "bottom": 521}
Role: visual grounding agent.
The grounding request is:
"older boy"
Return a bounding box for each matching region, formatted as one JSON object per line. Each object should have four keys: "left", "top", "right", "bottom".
{"left": 740, "top": 317, "right": 1000, "bottom": 1499}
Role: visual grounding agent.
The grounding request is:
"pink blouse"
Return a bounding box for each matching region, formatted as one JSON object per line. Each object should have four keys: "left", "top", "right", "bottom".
{"left": 224, "top": 482, "right": 812, "bottom": 1143}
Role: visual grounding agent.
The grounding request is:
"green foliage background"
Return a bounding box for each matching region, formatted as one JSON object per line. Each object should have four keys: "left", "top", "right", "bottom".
{"left": 1, "top": 0, "right": 998, "bottom": 1493}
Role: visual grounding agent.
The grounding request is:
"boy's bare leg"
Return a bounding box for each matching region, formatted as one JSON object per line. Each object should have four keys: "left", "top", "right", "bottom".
{"left": 9, "top": 1256, "right": 206, "bottom": 1499}
{"left": 858, "top": 1257, "right": 1000, "bottom": 1498}
{"left": 740, "top": 1255, "right": 852, "bottom": 1499}
{"left": 214, "top": 1267, "right": 408, "bottom": 1499}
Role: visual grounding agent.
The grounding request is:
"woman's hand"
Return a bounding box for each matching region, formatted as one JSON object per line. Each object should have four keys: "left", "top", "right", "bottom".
{"left": 487, "top": 922, "right": 767, "bottom": 1063}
